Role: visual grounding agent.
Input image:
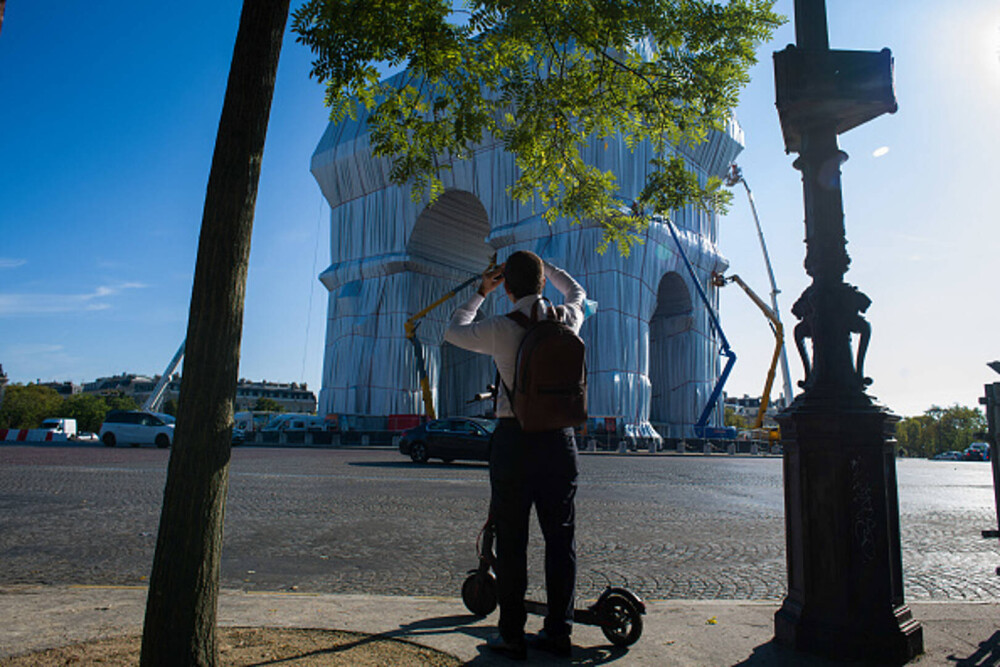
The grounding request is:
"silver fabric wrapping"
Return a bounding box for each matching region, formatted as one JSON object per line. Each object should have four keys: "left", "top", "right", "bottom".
{"left": 312, "top": 102, "right": 743, "bottom": 441}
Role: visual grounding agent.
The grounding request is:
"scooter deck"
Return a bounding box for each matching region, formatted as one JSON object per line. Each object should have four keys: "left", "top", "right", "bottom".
{"left": 523, "top": 599, "right": 601, "bottom": 626}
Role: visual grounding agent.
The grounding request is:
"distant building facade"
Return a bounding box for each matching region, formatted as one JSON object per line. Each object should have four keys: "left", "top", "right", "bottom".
{"left": 81, "top": 373, "right": 316, "bottom": 414}
{"left": 82, "top": 373, "right": 168, "bottom": 404}
{"left": 234, "top": 380, "right": 317, "bottom": 413}
{"left": 724, "top": 393, "right": 784, "bottom": 427}
{"left": 40, "top": 381, "right": 81, "bottom": 397}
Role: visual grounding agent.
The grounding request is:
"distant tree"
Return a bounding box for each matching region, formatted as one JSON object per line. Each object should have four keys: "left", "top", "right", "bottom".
{"left": 253, "top": 396, "right": 283, "bottom": 413}
{"left": 58, "top": 393, "right": 111, "bottom": 433}
{"left": 896, "top": 404, "right": 987, "bottom": 458}
{"left": 162, "top": 398, "right": 179, "bottom": 416}
{"left": 724, "top": 406, "right": 747, "bottom": 430}
{"left": 104, "top": 393, "right": 140, "bottom": 413}
{"left": 0, "top": 384, "right": 64, "bottom": 429}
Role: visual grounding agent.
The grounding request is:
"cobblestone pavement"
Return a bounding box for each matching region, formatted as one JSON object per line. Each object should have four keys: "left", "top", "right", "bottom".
{"left": 1, "top": 444, "right": 998, "bottom": 603}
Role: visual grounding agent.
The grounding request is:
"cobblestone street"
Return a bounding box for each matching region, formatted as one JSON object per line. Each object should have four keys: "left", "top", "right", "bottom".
{"left": 1, "top": 444, "right": 997, "bottom": 603}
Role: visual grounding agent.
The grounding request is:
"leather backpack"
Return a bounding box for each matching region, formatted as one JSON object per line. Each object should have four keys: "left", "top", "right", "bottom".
{"left": 502, "top": 299, "right": 587, "bottom": 432}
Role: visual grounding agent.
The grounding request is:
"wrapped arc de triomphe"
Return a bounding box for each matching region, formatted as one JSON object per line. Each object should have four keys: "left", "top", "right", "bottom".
{"left": 310, "top": 85, "right": 744, "bottom": 443}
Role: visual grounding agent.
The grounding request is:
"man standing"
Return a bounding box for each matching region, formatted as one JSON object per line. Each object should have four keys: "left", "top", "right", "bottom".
{"left": 445, "top": 250, "right": 586, "bottom": 660}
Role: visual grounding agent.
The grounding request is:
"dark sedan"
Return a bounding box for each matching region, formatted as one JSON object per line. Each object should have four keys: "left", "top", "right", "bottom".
{"left": 398, "top": 417, "right": 496, "bottom": 463}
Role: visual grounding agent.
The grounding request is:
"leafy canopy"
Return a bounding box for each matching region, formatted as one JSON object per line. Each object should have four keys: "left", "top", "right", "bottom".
{"left": 895, "top": 404, "right": 988, "bottom": 459}
{"left": 293, "top": 0, "right": 782, "bottom": 253}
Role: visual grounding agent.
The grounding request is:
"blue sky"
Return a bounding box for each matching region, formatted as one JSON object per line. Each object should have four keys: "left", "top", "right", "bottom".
{"left": 1, "top": 0, "right": 997, "bottom": 417}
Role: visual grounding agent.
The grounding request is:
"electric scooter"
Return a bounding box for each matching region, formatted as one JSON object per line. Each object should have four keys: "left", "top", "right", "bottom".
{"left": 461, "top": 518, "right": 646, "bottom": 647}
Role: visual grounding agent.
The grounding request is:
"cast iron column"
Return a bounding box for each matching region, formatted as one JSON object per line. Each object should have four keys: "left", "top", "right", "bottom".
{"left": 773, "top": 1, "right": 924, "bottom": 663}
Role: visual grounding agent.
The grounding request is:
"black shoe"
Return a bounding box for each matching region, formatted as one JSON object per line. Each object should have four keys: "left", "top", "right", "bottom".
{"left": 529, "top": 629, "right": 572, "bottom": 657}
{"left": 486, "top": 633, "right": 527, "bottom": 661}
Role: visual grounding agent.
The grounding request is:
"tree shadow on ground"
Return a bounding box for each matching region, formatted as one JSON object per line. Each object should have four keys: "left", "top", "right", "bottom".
{"left": 239, "top": 613, "right": 631, "bottom": 666}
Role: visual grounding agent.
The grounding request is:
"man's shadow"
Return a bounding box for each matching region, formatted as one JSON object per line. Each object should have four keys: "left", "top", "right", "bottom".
{"left": 395, "top": 614, "right": 631, "bottom": 665}
{"left": 947, "top": 630, "right": 1000, "bottom": 667}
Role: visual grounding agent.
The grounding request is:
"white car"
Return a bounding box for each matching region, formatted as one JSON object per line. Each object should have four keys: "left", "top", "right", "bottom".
{"left": 99, "top": 411, "right": 175, "bottom": 448}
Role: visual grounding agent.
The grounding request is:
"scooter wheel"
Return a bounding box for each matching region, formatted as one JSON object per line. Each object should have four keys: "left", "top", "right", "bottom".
{"left": 598, "top": 592, "right": 643, "bottom": 646}
{"left": 461, "top": 570, "right": 497, "bottom": 617}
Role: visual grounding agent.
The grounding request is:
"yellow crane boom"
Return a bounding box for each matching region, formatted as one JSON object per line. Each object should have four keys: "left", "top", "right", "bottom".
{"left": 713, "top": 273, "right": 784, "bottom": 432}
{"left": 404, "top": 258, "right": 496, "bottom": 420}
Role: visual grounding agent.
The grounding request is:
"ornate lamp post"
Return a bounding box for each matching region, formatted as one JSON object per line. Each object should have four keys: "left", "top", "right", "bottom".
{"left": 772, "top": 1, "right": 924, "bottom": 663}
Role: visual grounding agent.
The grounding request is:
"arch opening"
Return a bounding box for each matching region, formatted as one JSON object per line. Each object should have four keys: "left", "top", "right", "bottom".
{"left": 408, "top": 191, "right": 495, "bottom": 418}
{"left": 649, "top": 272, "right": 695, "bottom": 434}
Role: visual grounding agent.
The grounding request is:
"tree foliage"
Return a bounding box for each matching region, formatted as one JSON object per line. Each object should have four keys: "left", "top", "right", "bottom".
{"left": 724, "top": 405, "right": 747, "bottom": 429}
{"left": 58, "top": 393, "right": 112, "bottom": 433}
{"left": 253, "top": 396, "right": 285, "bottom": 412}
{"left": 0, "top": 388, "right": 145, "bottom": 433}
{"left": 896, "top": 404, "right": 987, "bottom": 458}
{"left": 293, "top": 0, "right": 782, "bottom": 253}
{"left": 104, "top": 392, "right": 141, "bottom": 413}
{"left": 0, "top": 384, "right": 63, "bottom": 429}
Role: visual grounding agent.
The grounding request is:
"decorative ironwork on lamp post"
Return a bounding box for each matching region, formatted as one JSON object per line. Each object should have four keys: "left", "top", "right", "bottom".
{"left": 772, "top": 1, "right": 924, "bottom": 663}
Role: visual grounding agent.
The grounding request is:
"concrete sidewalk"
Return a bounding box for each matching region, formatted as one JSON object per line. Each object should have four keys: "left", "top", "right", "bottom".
{"left": 1, "top": 585, "right": 997, "bottom": 665}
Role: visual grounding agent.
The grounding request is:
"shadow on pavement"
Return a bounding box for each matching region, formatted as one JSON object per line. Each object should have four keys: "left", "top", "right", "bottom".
{"left": 463, "top": 643, "right": 630, "bottom": 665}
{"left": 735, "top": 640, "right": 930, "bottom": 667}
{"left": 241, "top": 614, "right": 490, "bottom": 666}
{"left": 948, "top": 630, "right": 1000, "bottom": 667}
{"left": 349, "top": 460, "right": 488, "bottom": 470}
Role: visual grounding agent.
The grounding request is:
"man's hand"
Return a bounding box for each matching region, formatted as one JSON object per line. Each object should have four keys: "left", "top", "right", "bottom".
{"left": 478, "top": 264, "right": 505, "bottom": 297}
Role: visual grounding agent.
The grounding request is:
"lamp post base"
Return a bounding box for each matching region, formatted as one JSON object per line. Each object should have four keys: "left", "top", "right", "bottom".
{"left": 774, "top": 403, "right": 924, "bottom": 664}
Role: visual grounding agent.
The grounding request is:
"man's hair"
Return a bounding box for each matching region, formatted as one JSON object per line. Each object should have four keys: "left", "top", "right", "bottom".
{"left": 504, "top": 251, "right": 545, "bottom": 299}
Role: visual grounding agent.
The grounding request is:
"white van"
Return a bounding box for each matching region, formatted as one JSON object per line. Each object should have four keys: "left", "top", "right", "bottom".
{"left": 261, "top": 413, "right": 330, "bottom": 433}
{"left": 40, "top": 418, "right": 77, "bottom": 439}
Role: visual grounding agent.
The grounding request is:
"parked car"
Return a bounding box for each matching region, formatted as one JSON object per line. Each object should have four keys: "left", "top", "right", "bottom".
{"left": 963, "top": 442, "right": 991, "bottom": 461}
{"left": 932, "top": 450, "right": 964, "bottom": 461}
{"left": 398, "top": 417, "right": 496, "bottom": 463}
{"left": 98, "top": 411, "right": 175, "bottom": 448}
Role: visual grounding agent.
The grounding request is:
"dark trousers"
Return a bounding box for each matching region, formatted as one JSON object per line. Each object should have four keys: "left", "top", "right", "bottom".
{"left": 489, "top": 418, "right": 578, "bottom": 640}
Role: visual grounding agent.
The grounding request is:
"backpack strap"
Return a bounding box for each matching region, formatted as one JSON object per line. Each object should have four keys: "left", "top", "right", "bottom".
{"left": 506, "top": 310, "right": 531, "bottom": 329}
{"left": 529, "top": 297, "right": 558, "bottom": 323}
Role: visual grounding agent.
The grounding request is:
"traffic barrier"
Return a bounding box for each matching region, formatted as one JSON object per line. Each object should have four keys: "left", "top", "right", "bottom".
{"left": 0, "top": 429, "right": 68, "bottom": 442}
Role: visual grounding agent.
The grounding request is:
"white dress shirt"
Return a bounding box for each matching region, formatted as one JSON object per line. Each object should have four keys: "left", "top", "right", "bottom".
{"left": 444, "top": 261, "right": 586, "bottom": 418}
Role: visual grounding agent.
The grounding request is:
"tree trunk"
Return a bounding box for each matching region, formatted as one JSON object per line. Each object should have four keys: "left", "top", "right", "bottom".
{"left": 140, "top": 1, "right": 289, "bottom": 664}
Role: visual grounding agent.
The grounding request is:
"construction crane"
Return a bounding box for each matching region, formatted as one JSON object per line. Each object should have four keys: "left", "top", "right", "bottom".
{"left": 662, "top": 218, "right": 737, "bottom": 440}
{"left": 712, "top": 273, "right": 783, "bottom": 441}
{"left": 726, "top": 164, "right": 794, "bottom": 409}
{"left": 142, "top": 339, "right": 185, "bottom": 413}
{"left": 404, "top": 259, "right": 496, "bottom": 420}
